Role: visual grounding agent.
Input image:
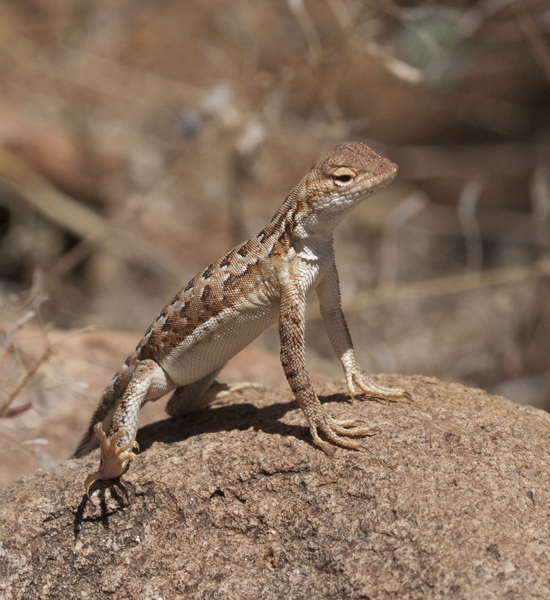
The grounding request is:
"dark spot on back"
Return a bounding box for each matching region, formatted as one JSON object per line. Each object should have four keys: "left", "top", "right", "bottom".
{"left": 202, "top": 263, "right": 214, "bottom": 279}
{"left": 184, "top": 279, "right": 194, "bottom": 292}
{"left": 201, "top": 284, "right": 213, "bottom": 302}
{"left": 170, "top": 292, "right": 181, "bottom": 305}
{"left": 237, "top": 240, "right": 253, "bottom": 257}
{"left": 223, "top": 261, "right": 257, "bottom": 290}
{"left": 220, "top": 249, "right": 236, "bottom": 268}
{"left": 223, "top": 272, "right": 239, "bottom": 289}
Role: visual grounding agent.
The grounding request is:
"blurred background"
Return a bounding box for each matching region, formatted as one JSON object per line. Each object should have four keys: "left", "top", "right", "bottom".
{"left": 1, "top": 0, "right": 550, "bottom": 485}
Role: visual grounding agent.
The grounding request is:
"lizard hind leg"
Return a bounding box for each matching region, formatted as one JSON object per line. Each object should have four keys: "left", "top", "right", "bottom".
{"left": 165, "top": 366, "right": 224, "bottom": 418}
{"left": 72, "top": 367, "right": 133, "bottom": 459}
{"left": 84, "top": 359, "right": 174, "bottom": 493}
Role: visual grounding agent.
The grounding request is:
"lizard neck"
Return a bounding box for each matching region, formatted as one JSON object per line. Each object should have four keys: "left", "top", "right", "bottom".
{"left": 259, "top": 186, "right": 345, "bottom": 262}
{"left": 292, "top": 234, "right": 333, "bottom": 261}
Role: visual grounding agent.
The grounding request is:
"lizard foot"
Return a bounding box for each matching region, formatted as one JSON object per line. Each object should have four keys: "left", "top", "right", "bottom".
{"left": 84, "top": 423, "right": 139, "bottom": 495}
{"left": 309, "top": 415, "right": 381, "bottom": 455}
{"left": 346, "top": 371, "right": 412, "bottom": 404}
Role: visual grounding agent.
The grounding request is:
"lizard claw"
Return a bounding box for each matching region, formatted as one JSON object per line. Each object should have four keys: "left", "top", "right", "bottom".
{"left": 85, "top": 423, "right": 139, "bottom": 495}
{"left": 347, "top": 372, "right": 412, "bottom": 404}
{"left": 308, "top": 414, "right": 381, "bottom": 454}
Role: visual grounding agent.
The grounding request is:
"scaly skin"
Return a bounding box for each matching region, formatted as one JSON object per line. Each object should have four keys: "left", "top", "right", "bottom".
{"left": 73, "top": 141, "right": 411, "bottom": 492}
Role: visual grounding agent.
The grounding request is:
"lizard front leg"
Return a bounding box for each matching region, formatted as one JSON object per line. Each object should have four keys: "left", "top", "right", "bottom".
{"left": 279, "top": 271, "right": 378, "bottom": 454}
{"left": 85, "top": 359, "right": 174, "bottom": 493}
{"left": 316, "top": 255, "right": 411, "bottom": 403}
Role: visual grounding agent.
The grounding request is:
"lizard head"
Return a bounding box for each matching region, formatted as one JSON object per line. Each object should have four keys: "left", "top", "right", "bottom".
{"left": 309, "top": 141, "right": 398, "bottom": 211}
{"left": 290, "top": 142, "right": 398, "bottom": 237}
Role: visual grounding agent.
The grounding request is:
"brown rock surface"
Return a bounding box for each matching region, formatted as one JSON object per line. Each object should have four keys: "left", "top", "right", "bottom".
{"left": 1, "top": 376, "right": 550, "bottom": 599}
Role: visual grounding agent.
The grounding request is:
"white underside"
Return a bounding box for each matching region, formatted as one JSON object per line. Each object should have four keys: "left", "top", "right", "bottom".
{"left": 160, "top": 303, "right": 280, "bottom": 386}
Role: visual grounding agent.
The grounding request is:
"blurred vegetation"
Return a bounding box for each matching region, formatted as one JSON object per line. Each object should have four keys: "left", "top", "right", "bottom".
{"left": 1, "top": 0, "right": 550, "bottom": 411}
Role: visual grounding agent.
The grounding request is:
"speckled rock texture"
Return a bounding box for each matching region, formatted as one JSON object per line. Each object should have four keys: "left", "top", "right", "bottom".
{"left": 1, "top": 375, "right": 550, "bottom": 599}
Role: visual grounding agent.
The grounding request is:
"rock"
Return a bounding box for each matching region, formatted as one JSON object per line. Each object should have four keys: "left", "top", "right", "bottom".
{"left": 1, "top": 375, "right": 550, "bottom": 599}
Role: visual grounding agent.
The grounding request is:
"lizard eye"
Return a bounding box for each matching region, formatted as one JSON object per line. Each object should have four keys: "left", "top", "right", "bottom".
{"left": 331, "top": 167, "right": 356, "bottom": 185}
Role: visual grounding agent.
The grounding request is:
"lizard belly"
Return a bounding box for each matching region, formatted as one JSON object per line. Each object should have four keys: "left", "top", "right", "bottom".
{"left": 160, "top": 303, "right": 279, "bottom": 386}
